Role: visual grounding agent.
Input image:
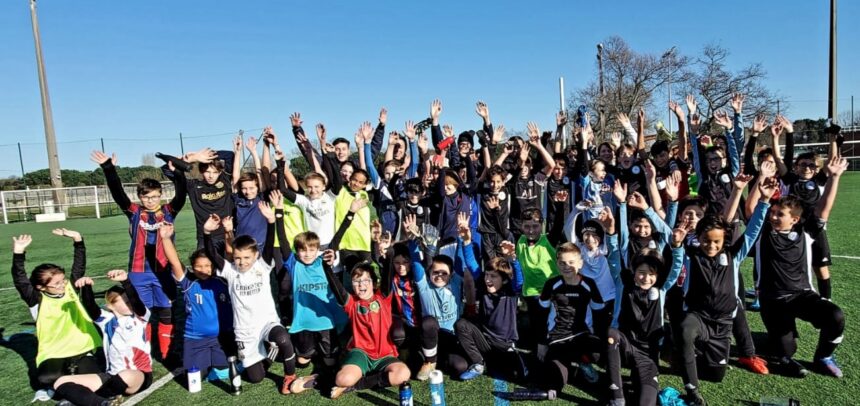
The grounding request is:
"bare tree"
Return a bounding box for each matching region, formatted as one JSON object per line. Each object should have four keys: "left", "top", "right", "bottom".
{"left": 141, "top": 153, "right": 156, "bottom": 167}
{"left": 571, "top": 36, "right": 690, "bottom": 141}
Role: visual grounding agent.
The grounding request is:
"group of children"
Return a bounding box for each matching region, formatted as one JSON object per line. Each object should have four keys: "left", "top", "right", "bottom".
{"left": 13, "top": 94, "right": 849, "bottom": 405}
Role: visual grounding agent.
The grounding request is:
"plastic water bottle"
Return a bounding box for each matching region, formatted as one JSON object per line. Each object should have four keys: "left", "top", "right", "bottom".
{"left": 228, "top": 356, "right": 242, "bottom": 395}
{"left": 399, "top": 382, "right": 413, "bottom": 406}
{"left": 429, "top": 370, "right": 446, "bottom": 406}
{"left": 506, "top": 388, "right": 557, "bottom": 401}
{"left": 187, "top": 366, "right": 202, "bottom": 393}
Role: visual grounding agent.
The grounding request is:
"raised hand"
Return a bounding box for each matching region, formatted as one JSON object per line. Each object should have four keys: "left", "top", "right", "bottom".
{"left": 322, "top": 249, "right": 336, "bottom": 266}
{"left": 158, "top": 222, "right": 175, "bottom": 240}
{"left": 274, "top": 148, "right": 286, "bottom": 162}
{"left": 430, "top": 99, "right": 443, "bottom": 124}
{"left": 713, "top": 109, "right": 732, "bottom": 130}
{"left": 685, "top": 94, "right": 698, "bottom": 115}
{"left": 526, "top": 122, "right": 541, "bottom": 144}
{"left": 769, "top": 120, "right": 783, "bottom": 141}
{"left": 457, "top": 212, "right": 472, "bottom": 242}
{"left": 613, "top": 180, "right": 628, "bottom": 202}
{"left": 499, "top": 241, "right": 516, "bottom": 259}
{"left": 596, "top": 206, "right": 615, "bottom": 231}
{"left": 776, "top": 114, "right": 794, "bottom": 133}
{"left": 671, "top": 218, "right": 692, "bottom": 247}
{"left": 263, "top": 126, "right": 278, "bottom": 146}
{"left": 378, "top": 107, "right": 388, "bottom": 125}
{"left": 52, "top": 228, "right": 82, "bottom": 242}
{"left": 485, "top": 195, "right": 501, "bottom": 210}
{"left": 665, "top": 171, "right": 682, "bottom": 201}
{"left": 553, "top": 190, "right": 570, "bottom": 203}
{"left": 349, "top": 197, "right": 368, "bottom": 213}
{"left": 233, "top": 135, "right": 242, "bottom": 153}
{"left": 74, "top": 277, "right": 94, "bottom": 289}
{"left": 556, "top": 110, "right": 568, "bottom": 128}
{"left": 733, "top": 173, "right": 754, "bottom": 190}
{"left": 610, "top": 132, "right": 623, "bottom": 149}
{"left": 12, "top": 234, "right": 32, "bottom": 254}
{"left": 107, "top": 269, "right": 128, "bottom": 282}
{"left": 442, "top": 124, "right": 454, "bottom": 140}
{"left": 258, "top": 201, "right": 275, "bottom": 223}
{"left": 245, "top": 135, "right": 258, "bottom": 152}
{"left": 668, "top": 100, "right": 684, "bottom": 119}
{"left": 290, "top": 112, "right": 303, "bottom": 127}
{"left": 628, "top": 191, "right": 649, "bottom": 210}
{"left": 359, "top": 121, "right": 373, "bottom": 143}
{"left": 269, "top": 189, "right": 284, "bottom": 208}
{"left": 752, "top": 114, "right": 767, "bottom": 134}
{"left": 616, "top": 112, "right": 631, "bottom": 129}
{"left": 402, "top": 214, "right": 419, "bottom": 238}
{"left": 637, "top": 107, "right": 645, "bottom": 124}
{"left": 826, "top": 156, "right": 849, "bottom": 177}
{"left": 404, "top": 120, "right": 416, "bottom": 142}
{"left": 689, "top": 113, "right": 701, "bottom": 133}
{"left": 730, "top": 92, "right": 745, "bottom": 114}
{"left": 759, "top": 176, "right": 779, "bottom": 201}
{"left": 759, "top": 160, "right": 777, "bottom": 179}
{"left": 475, "top": 101, "right": 490, "bottom": 121}
{"left": 417, "top": 132, "right": 429, "bottom": 153}
{"left": 643, "top": 159, "right": 656, "bottom": 181}
{"left": 203, "top": 214, "right": 221, "bottom": 234}
{"left": 315, "top": 123, "right": 327, "bottom": 144}
{"left": 90, "top": 150, "right": 117, "bottom": 166}
{"left": 699, "top": 134, "right": 713, "bottom": 146}
{"left": 493, "top": 124, "right": 506, "bottom": 145}
{"left": 221, "top": 215, "right": 234, "bottom": 233}
{"left": 191, "top": 148, "right": 217, "bottom": 164}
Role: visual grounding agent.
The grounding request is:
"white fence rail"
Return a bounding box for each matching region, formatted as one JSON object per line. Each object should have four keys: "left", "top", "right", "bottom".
{"left": 1, "top": 183, "right": 176, "bottom": 224}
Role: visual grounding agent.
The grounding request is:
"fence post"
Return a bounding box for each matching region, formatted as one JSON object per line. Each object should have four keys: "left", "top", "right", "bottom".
{"left": 93, "top": 186, "right": 100, "bottom": 219}
{"left": 1, "top": 191, "right": 7, "bottom": 224}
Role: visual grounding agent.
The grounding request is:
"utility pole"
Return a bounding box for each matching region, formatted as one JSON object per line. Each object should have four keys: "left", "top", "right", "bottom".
{"left": 828, "top": 0, "right": 837, "bottom": 122}
{"left": 597, "top": 43, "right": 605, "bottom": 142}
{"left": 559, "top": 77, "right": 567, "bottom": 148}
{"left": 29, "top": 0, "right": 64, "bottom": 204}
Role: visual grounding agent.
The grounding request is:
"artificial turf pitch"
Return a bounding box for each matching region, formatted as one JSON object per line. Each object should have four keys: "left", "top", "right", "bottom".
{"left": 0, "top": 173, "right": 857, "bottom": 405}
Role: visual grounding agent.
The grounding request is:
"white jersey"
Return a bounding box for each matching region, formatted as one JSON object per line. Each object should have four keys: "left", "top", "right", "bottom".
{"left": 293, "top": 191, "right": 336, "bottom": 245}
{"left": 95, "top": 308, "right": 152, "bottom": 374}
{"left": 576, "top": 242, "right": 617, "bottom": 305}
{"left": 218, "top": 258, "right": 280, "bottom": 343}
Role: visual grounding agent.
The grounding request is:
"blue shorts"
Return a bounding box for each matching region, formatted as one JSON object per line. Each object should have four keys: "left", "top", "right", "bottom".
{"left": 183, "top": 336, "right": 227, "bottom": 372}
{"left": 128, "top": 271, "right": 174, "bottom": 309}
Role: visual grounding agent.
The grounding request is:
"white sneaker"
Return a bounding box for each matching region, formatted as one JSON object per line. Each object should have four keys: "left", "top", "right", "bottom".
{"left": 32, "top": 389, "right": 53, "bottom": 402}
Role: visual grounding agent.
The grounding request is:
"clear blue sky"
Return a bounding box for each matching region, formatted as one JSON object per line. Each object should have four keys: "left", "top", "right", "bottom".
{"left": 1, "top": 0, "right": 858, "bottom": 174}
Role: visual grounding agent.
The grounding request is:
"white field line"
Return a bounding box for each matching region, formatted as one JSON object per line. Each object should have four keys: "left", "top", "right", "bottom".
{"left": 122, "top": 368, "right": 183, "bottom": 406}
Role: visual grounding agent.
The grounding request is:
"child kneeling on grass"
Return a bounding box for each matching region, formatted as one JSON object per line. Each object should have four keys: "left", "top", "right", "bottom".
{"left": 54, "top": 270, "right": 153, "bottom": 406}
{"left": 321, "top": 252, "right": 410, "bottom": 399}
{"left": 203, "top": 197, "right": 298, "bottom": 395}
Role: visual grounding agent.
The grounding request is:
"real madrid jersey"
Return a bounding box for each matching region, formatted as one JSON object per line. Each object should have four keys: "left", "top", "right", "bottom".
{"left": 218, "top": 258, "right": 279, "bottom": 341}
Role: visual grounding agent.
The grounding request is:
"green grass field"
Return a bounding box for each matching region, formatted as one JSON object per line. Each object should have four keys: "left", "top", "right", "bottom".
{"left": 0, "top": 174, "right": 858, "bottom": 405}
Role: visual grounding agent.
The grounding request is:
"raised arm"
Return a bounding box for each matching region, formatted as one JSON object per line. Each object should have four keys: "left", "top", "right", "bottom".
{"left": 816, "top": 157, "right": 849, "bottom": 222}
{"left": 52, "top": 229, "right": 86, "bottom": 282}
{"left": 158, "top": 224, "right": 185, "bottom": 282}
{"left": 257, "top": 196, "right": 278, "bottom": 265}
{"left": 322, "top": 250, "right": 348, "bottom": 306}
{"left": 231, "top": 134, "right": 243, "bottom": 192}
{"left": 330, "top": 197, "right": 364, "bottom": 251}
{"left": 733, "top": 179, "right": 775, "bottom": 262}
{"left": 203, "top": 214, "right": 226, "bottom": 271}
{"left": 75, "top": 278, "right": 102, "bottom": 321}
{"left": 91, "top": 152, "right": 132, "bottom": 213}
{"left": 723, "top": 173, "right": 753, "bottom": 222}
{"left": 528, "top": 122, "right": 556, "bottom": 175}
{"left": 107, "top": 270, "right": 148, "bottom": 317}
{"left": 371, "top": 108, "right": 387, "bottom": 157}
{"left": 669, "top": 101, "right": 688, "bottom": 160}
{"left": 11, "top": 235, "right": 38, "bottom": 307}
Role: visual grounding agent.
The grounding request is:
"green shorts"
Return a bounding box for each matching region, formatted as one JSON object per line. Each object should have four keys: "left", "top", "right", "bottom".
{"left": 342, "top": 349, "right": 399, "bottom": 376}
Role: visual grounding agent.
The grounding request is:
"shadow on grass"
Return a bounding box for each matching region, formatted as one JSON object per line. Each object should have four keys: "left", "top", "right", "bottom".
{"left": 356, "top": 390, "right": 398, "bottom": 405}
{"left": 0, "top": 326, "right": 39, "bottom": 390}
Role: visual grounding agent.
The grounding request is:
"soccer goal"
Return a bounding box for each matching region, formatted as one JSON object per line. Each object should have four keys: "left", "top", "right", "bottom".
{"left": 0, "top": 182, "right": 177, "bottom": 224}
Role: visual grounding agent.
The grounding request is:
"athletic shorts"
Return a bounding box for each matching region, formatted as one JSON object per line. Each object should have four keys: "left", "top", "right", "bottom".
{"left": 97, "top": 371, "right": 153, "bottom": 393}
{"left": 689, "top": 313, "right": 732, "bottom": 368}
{"left": 183, "top": 336, "right": 227, "bottom": 372}
{"left": 342, "top": 349, "right": 399, "bottom": 376}
{"left": 128, "top": 271, "right": 175, "bottom": 308}
{"left": 237, "top": 322, "right": 279, "bottom": 368}
{"left": 811, "top": 229, "right": 832, "bottom": 267}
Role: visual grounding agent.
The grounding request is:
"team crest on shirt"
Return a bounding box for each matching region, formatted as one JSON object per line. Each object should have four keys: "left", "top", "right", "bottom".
{"left": 805, "top": 181, "right": 816, "bottom": 190}
{"left": 215, "top": 181, "right": 224, "bottom": 189}
{"left": 219, "top": 292, "right": 229, "bottom": 302}
{"left": 358, "top": 300, "right": 381, "bottom": 315}
{"left": 497, "top": 191, "right": 507, "bottom": 201}
{"left": 632, "top": 166, "right": 641, "bottom": 175}
{"left": 788, "top": 231, "right": 799, "bottom": 241}
{"left": 563, "top": 176, "right": 570, "bottom": 185}
{"left": 720, "top": 174, "right": 730, "bottom": 184}
{"left": 718, "top": 253, "right": 728, "bottom": 266}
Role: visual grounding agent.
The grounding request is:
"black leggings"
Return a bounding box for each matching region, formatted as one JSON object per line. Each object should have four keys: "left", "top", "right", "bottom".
{"left": 540, "top": 333, "right": 602, "bottom": 391}
{"left": 36, "top": 352, "right": 102, "bottom": 388}
{"left": 55, "top": 372, "right": 153, "bottom": 406}
{"left": 607, "top": 329, "right": 660, "bottom": 406}
{"left": 244, "top": 326, "right": 296, "bottom": 383}
{"left": 761, "top": 291, "right": 845, "bottom": 360}
{"left": 419, "top": 316, "right": 469, "bottom": 374}
{"left": 454, "top": 318, "right": 526, "bottom": 379}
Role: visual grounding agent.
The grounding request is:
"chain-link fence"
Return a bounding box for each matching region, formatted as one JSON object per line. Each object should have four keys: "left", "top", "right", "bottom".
{"left": 0, "top": 182, "right": 177, "bottom": 224}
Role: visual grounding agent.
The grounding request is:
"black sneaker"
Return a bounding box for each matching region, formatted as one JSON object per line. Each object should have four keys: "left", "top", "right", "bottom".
{"left": 686, "top": 391, "right": 707, "bottom": 406}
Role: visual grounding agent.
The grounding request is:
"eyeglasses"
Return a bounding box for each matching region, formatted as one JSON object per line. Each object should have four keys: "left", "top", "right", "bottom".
{"left": 45, "top": 279, "right": 66, "bottom": 289}
{"left": 431, "top": 271, "right": 450, "bottom": 278}
{"left": 140, "top": 195, "right": 162, "bottom": 201}
{"left": 352, "top": 279, "right": 373, "bottom": 286}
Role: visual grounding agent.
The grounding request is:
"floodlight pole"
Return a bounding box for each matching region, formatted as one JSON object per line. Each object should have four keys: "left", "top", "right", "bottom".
{"left": 29, "top": 0, "right": 64, "bottom": 203}
{"left": 597, "top": 43, "right": 605, "bottom": 142}
{"left": 828, "top": 0, "right": 837, "bottom": 122}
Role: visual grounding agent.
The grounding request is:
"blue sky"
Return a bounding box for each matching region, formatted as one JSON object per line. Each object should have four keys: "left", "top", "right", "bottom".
{"left": 1, "top": 0, "right": 858, "bottom": 174}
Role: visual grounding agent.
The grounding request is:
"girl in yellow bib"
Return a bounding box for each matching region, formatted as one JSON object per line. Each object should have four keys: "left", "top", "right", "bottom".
{"left": 11, "top": 230, "right": 102, "bottom": 394}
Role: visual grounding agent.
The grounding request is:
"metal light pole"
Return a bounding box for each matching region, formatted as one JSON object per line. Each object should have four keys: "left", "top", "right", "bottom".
{"left": 661, "top": 46, "right": 677, "bottom": 134}
{"left": 828, "top": 0, "right": 837, "bottom": 122}
{"left": 29, "top": 0, "right": 64, "bottom": 202}
{"left": 597, "top": 43, "right": 605, "bottom": 141}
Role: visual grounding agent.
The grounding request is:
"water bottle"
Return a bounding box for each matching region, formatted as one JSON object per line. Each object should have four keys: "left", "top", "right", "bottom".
{"left": 228, "top": 356, "right": 242, "bottom": 395}
{"left": 399, "top": 382, "right": 413, "bottom": 406}
{"left": 428, "top": 370, "right": 446, "bottom": 406}
{"left": 187, "top": 366, "right": 202, "bottom": 393}
{"left": 506, "top": 388, "right": 557, "bottom": 401}
{"left": 760, "top": 397, "right": 800, "bottom": 406}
